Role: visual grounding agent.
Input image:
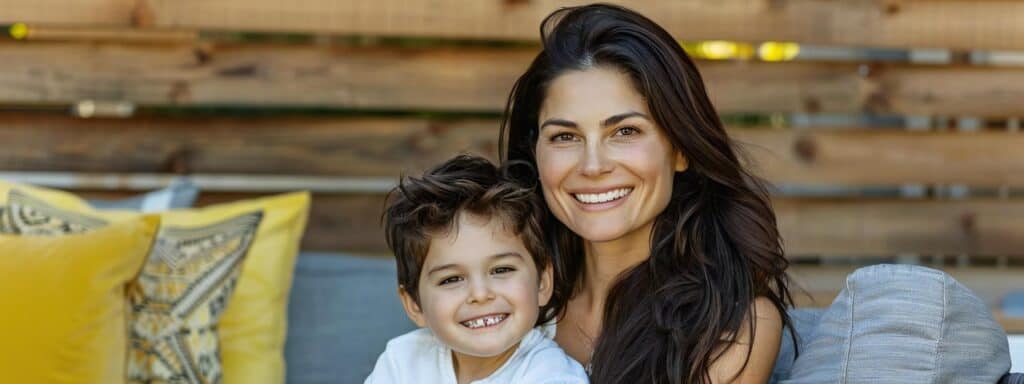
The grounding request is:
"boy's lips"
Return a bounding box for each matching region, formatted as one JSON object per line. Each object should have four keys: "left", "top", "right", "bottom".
{"left": 460, "top": 313, "right": 509, "bottom": 329}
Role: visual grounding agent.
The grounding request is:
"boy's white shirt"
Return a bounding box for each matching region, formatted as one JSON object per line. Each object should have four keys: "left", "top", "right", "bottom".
{"left": 364, "top": 326, "right": 588, "bottom": 384}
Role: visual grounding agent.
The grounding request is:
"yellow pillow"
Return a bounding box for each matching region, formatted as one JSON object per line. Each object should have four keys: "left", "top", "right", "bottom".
{"left": 0, "top": 216, "right": 160, "bottom": 384}
{"left": 213, "top": 192, "right": 309, "bottom": 384}
{"left": 0, "top": 181, "right": 310, "bottom": 383}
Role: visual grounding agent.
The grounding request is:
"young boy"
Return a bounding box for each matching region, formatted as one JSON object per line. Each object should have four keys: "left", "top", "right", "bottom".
{"left": 366, "top": 155, "right": 588, "bottom": 384}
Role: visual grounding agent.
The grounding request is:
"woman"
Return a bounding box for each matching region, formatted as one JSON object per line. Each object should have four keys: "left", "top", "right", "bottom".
{"left": 500, "top": 4, "right": 794, "bottom": 383}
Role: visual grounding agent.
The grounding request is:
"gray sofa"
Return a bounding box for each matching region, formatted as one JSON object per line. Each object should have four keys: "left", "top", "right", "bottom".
{"left": 284, "top": 253, "right": 1019, "bottom": 384}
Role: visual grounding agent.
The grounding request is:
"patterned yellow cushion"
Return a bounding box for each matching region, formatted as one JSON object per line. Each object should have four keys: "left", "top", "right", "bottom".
{"left": 213, "top": 193, "right": 309, "bottom": 384}
{"left": 0, "top": 216, "right": 160, "bottom": 384}
{"left": 0, "top": 181, "right": 310, "bottom": 383}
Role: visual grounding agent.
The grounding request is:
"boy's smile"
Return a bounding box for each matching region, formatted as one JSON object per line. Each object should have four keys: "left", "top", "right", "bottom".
{"left": 460, "top": 313, "right": 509, "bottom": 330}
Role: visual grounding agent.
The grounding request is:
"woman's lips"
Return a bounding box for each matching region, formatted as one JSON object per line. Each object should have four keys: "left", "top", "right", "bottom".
{"left": 571, "top": 187, "right": 633, "bottom": 211}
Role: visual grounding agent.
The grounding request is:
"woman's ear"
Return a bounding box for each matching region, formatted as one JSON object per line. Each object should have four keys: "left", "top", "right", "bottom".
{"left": 398, "top": 286, "right": 427, "bottom": 327}
{"left": 674, "top": 151, "right": 688, "bottom": 172}
{"left": 537, "top": 264, "right": 554, "bottom": 307}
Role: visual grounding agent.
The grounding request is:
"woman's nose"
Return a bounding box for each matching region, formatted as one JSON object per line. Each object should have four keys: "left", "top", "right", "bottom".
{"left": 580, "top": 141, "right": 613, "bottom": 177}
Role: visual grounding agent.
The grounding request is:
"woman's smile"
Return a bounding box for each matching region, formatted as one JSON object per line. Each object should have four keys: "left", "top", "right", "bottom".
{"left": 570, "top": 187, "right": 633, "bottom": 210}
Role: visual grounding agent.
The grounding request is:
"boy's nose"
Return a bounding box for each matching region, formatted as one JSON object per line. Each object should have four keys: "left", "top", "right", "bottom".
{"left": 466, "top": 280, "right": 496, "bottom": 304}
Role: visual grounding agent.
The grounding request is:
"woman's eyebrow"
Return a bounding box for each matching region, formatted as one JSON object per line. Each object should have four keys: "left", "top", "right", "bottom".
{"left": 540, "top": 111, "right": 648, "bottom": 131}
{"left": 601, "top": 111, "right": 648, "bottom": 127}
{"left": 540, "top": 118, "right": 577, "bottom": 131}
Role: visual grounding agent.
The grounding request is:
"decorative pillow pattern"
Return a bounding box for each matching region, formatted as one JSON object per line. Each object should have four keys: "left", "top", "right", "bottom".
{"left": 3, "top": 189, "right": 264, "bottom": 384}
{"left": 1, "top": 180, "right": 310, "bottom": 384}
{"left": 0, "top": 205, "right": 8, "bottom": 232}
{"left": 4, "top": 191, "right": 108, "bottom": 234}
{"left": 127, "top": 212, "right": 262, "bottom": 383}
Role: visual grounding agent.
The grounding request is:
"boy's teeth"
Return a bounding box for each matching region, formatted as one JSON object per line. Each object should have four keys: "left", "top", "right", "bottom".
{"left": 574, "top": 188, "right": 632, "bottom": 204}
{"left": 461, "top": 314, "right": 508, "bottom": 329}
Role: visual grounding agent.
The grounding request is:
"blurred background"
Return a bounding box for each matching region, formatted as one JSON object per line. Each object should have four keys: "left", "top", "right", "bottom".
{"left": 2, "top": 0, "right": 1022, "bottom": 367}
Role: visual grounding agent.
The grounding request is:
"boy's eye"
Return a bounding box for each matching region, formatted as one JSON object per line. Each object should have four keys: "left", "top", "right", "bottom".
{"left": 615, "top": 126, "right": 640, "bottom": 136}
{"left": 492, "top": 266, "right": 516, "bottom": 274}
{"left": 439, "top": 276, "right": 463, "bottom": 285}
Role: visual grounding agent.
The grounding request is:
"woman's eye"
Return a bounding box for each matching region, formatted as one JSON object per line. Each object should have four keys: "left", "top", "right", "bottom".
{"left": 615, "top": 126, "right": 640, "bottom": 136}
{"left": 439, "top": 276, "right": 463, "bottom": 285}
{"left": 550, "top": 132, "right": 577, "bottom": 142}
{"left": 492, "top": 266, "right": 516, "bottom": 275}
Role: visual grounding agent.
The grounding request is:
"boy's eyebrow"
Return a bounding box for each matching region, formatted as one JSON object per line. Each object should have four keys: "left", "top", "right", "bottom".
{"left": 425, "top": 252, "right": 524, "bottom": 276}
{"left": 490, "top": 252, "right": 524, "bottom": 262}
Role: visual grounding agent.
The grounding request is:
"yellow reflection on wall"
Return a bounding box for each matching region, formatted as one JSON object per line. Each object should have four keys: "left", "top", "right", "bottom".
{"left": 9, "top": 23, "right": 29, "bottom": 40}
{"left": 758, "top": 41, "right": 801, "bottom": 62}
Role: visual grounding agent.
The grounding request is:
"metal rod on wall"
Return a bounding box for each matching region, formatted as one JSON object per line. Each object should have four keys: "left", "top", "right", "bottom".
{"left": 0, "top": 172, "right": 397, "bottom": 194}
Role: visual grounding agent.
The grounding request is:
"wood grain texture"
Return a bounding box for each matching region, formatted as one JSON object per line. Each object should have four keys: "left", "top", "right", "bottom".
{"left": 2, "top": 43, "right": 1024, "bottom": 116}
{"left": 777, "top": 198, "right": 1024, "bottom": 256}
{"left": 188, "top": 194, "right": 1024, "bottom": 256}
{"left": 5, "top": 1, "right": 1024, "bottom": 50}
{"left": 3, "top": 113, "right": 1024, "bottom": 186}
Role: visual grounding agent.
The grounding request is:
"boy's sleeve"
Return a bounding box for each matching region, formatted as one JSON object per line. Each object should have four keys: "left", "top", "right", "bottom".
{"left": 534, "top": 376, "right": 590, "bottom": 384}
{"left": 519, "top": 347, "right": 590, "bottom": 384}
{"left": 364, "top": 349, "right": 400, "bottom": 384}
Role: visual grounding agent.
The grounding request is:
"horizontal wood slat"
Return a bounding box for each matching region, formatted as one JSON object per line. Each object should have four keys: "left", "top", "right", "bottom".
{"left": 5, "top": 1, "right": 1024, "bottom": 50}
{"left": 3, "top": 113, "right": 1024, "bottom": 186}
{"left": 732, "top": 129, "right": 1024, "bottom": 186}
{"left": 776, "top": 198, "right": 1024, "bottom": 256}
{"left": 184, "top": 194, "right": 1024, "bottom": 256}
{"left": 2, "top": 44, "right": 1024, "bottom": 116}
{"left": 45, "top": 190, "right": 1024, "bottom": 256}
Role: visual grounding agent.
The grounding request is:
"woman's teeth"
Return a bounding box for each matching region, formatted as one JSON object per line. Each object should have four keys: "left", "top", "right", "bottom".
{"left": 461, "top": 314, "right": 508, "bottom": 329}
{"left": 573, "top": 188, "right": 632, "bottom": 204}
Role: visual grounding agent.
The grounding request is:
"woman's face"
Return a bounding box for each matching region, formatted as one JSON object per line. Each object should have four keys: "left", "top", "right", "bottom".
{"left": 535, "top": 66, "right": 686, "bottom": 244}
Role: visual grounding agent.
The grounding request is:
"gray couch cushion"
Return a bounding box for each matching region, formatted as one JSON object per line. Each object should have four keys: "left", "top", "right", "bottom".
{"left": 87, "top": 178, "right": 198, "bottom": 211}
{"left": 770, "top": 308, "right": 826, "bottom": 383}
{"left": 782, "top": 264, "right": 1011, "bottom": 383}
{"left": 285, "top": 252, "right": 416, "bottom": 384}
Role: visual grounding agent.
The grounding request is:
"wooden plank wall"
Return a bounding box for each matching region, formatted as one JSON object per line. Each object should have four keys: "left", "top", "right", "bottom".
{"left": 1, "top": 0, "right": 1022, "bottom": 328}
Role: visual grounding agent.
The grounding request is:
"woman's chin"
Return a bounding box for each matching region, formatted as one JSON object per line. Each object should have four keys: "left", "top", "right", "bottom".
{"left": 573, "top": 225, "right": 630, "bottom": 243}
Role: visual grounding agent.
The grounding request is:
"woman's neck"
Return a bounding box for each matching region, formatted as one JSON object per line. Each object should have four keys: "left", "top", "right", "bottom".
{"left": 451, "top": 343, "right": 518, "bottom": 384}
{"left": 578, "top": 221, "right": 654, "bottom": 312}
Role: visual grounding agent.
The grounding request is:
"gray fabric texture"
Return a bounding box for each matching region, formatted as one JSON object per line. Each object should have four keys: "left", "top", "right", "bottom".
{"left": 87, "top": 178, "right": 198, "bottom": 211}
{"left": 782, "top": 264, "right": 1011, "bottom": 384}
{"left": 770, "top": 308, "right": 826, "bottom": 383}
{"left": 1001, "top": 373, "right": 1024, "bottom": 384}
{"left": 284, "top": 252, "right": 416, "bottom": 384}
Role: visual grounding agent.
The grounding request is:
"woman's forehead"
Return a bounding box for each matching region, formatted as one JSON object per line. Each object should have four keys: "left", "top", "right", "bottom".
{"left": 539, "top": 67, "right": 649, "bottom": 122}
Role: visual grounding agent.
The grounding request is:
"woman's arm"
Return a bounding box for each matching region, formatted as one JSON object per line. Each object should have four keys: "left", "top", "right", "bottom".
{"left": 708, "top": 297, "right": 783, "bottom": 384}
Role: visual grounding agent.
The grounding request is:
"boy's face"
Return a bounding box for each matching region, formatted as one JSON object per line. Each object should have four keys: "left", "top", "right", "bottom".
{"left": 400, "top": 212, "right": 553, "bottom": 358}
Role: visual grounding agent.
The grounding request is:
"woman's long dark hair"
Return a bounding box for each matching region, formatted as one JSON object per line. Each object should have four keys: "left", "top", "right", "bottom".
{"left": 499, "top": 4, "right": 794, "bottom": 383}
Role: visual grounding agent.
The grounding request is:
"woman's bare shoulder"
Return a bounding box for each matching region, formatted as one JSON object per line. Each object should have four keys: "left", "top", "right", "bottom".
{"left": 707, "top": 297, "right": 783, "bottom": 383}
